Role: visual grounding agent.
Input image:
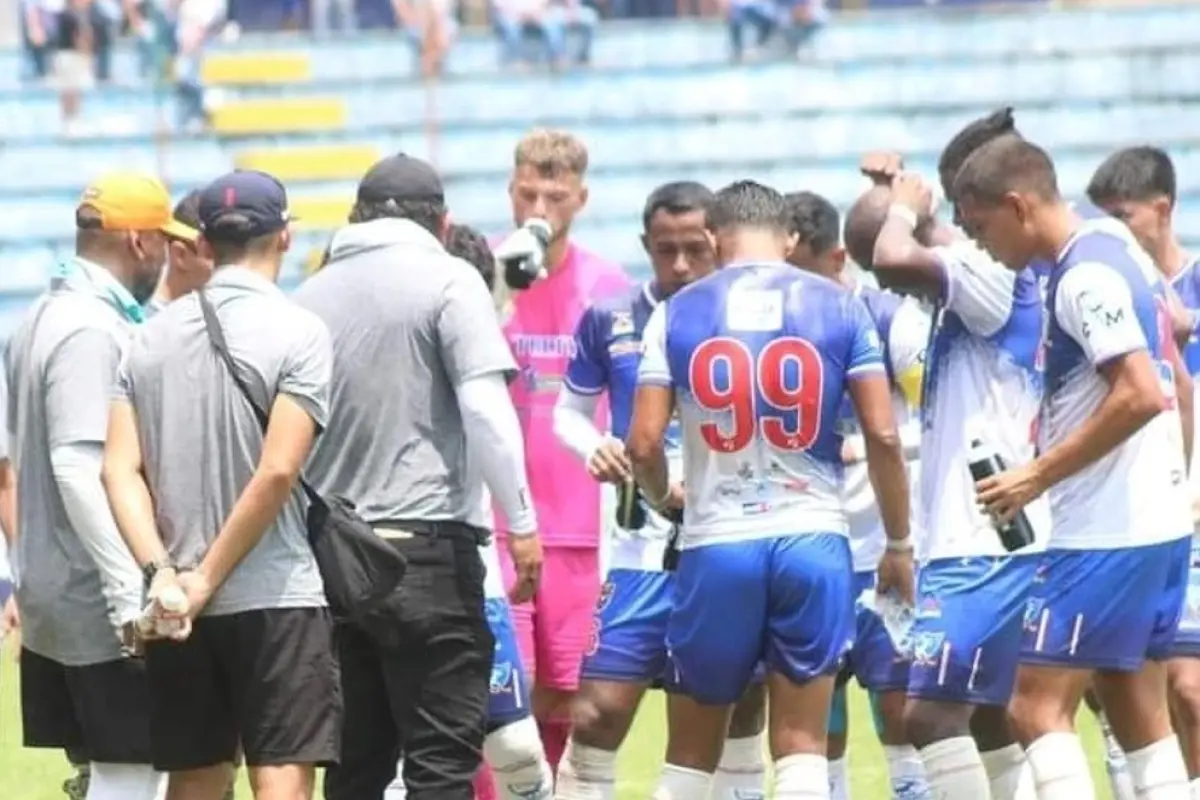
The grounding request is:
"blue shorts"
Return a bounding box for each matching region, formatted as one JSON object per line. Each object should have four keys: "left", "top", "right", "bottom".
{"left": 667, "top": 533, "right": 854, "bottom": 706}
{"left": 485, "top": 597, "right": 533, "bottom": 729}
{"left": 1023, "top": 537, "right": 1190, "bottom": 671}
{"left": 843, "top": 571, "right": 910, "bottom": 693}
{"left": 1171, "top": 538, "right": 1200, "bottom": 658}
{"left": 581, "top": 568, "right": 674, "bottom": 685}
{"left": 907, "top": 554, "right": 1035, "bottom": 707}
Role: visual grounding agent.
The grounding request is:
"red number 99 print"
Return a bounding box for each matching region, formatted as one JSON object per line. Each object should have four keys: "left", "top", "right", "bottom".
{"left": 687, "top": 336, "right": 825, "bottom": 454}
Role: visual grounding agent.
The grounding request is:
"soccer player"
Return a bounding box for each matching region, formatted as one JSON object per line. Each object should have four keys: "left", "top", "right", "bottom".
{"left": 552, "top": 181, "right": 766, "bottom": 800}
{"left": 628, "top": 180, "right": 914, "bottom": 799}
{"left": 496, "top": 129, "right": 630, "bottom": 775}
{"left": 789, "top": 189, "right": 933, "bottom": 800}
{"left": 1087, "top": 146, "right": 1200, "bottom": 798}
{"left": 867, "top": 108, "right": 1047, "bottom": 800}
{"left": 959, "top": 135, "right": 1194, "bottom": 798}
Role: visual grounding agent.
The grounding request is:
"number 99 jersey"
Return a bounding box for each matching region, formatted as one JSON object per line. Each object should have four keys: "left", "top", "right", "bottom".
{"left": 638, "top": 263, "right": 887, "bottom": 549}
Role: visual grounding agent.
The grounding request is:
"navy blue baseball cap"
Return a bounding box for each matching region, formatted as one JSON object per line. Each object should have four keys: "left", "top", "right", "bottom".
{"left": 198, "top": 170, "right": 291, "bottom": 241}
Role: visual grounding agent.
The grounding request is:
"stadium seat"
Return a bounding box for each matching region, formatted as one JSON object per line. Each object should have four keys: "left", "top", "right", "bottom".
{"left": 210, "top": 97, "right": 348, "bottom": 135}
{"left": 235, "top": 144, "right": 382, "bottom": 182}
{"left": 201, "top": 51, "right": 314, "bottom": 85}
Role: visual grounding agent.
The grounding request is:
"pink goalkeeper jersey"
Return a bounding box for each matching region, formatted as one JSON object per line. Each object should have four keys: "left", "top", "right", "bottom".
{"left": 498, "top": 242, "right": 630, "bottom": 547}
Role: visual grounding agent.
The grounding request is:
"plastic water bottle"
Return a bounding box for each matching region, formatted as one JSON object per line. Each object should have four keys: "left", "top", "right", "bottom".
{"left": 967, "top": 438, "right": 1037, "bottom": 551}
{"left": 137, "top": 585, "right": 188, "bottom": 638}
{"left": 860, "top": 588, "right": 915, "bottom": 657}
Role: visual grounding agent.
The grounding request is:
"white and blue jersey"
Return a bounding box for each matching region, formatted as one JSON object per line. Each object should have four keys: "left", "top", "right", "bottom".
{"left": 1022, "top": 219, "right": 1191, "bottom": 671}
{"left": 1169, "top": 256, "right": 1200, "bottom": 656}
{"left": 908, "top": 240, "right": 1048, "bottom": 707}
{"left": 638, "top": 262, "right": 883, "bottom": 704}
{"left": 565, "top": 282, "right": 681, "bottom": 685}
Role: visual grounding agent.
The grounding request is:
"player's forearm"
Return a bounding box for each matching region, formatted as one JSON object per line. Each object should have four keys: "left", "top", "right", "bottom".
{"left": 51, "top": 443, "right": 143, "bottom": 624}
{"left": 458, "top": 372, "right": 537, "bottom": 535}
{"left": 0, "top": 461, "right": 16, "bottom": 549}
{"left": 872, "top": 217, "right": 944, "bottom": 297}
{"left": 630, "top": 446, "right": 670, "bottom": 508}
{"left": 863, "top": 430, "right": 911, "bottom": 543}
{"left": 100, "top": 452, "right": 169, "bottom": 570}
{"left": 1034, "top": 379, "right": 1165, "bottom": 490}
{"left": 200, "top": 468, "right": 297, "bottom": 590}
{"left": 552, "top": 389, "right": 604, "bottom": 464}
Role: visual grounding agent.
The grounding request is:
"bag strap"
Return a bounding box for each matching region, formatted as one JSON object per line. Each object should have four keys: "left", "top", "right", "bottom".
{"left": 197, "top": 289, "right": 325, "bottom": 510}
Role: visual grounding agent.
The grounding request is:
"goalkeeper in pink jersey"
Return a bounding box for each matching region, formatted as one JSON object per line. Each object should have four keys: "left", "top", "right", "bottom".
{"left": 494, "top": 129, "right": 631, "bottom": 775}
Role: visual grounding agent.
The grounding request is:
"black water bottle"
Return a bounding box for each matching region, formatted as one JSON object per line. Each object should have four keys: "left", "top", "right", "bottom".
{"left": 968, "top": 439, "right": 1037, "bottom": 552}
{"left": 615, "top": 480, "right": 648, "bottom": 531}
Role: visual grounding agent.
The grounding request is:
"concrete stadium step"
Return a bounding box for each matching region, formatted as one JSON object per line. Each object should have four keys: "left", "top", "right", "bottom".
{"left": 235, "top": 144, "right": 381, "bottom": 181}
{"left": 210, "top": 97, "right": 348, "bottom": 135}
{"left": 201, "top": 51, "right": 314, "bottom": 86}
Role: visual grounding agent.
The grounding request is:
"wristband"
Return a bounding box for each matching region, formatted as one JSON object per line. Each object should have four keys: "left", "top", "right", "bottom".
{"left": 644, "top": 484, "right": 672, "bottom": 510}
{"left": 885, "top": 535, "right": 914, "bottom": 553}
{"left": 887, "top": 204, "right": 919, "bottom": 231}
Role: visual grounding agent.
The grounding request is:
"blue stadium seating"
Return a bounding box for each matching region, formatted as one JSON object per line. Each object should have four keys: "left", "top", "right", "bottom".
{"left": 0, "top": 4, "right": 1198, "bottom": 333}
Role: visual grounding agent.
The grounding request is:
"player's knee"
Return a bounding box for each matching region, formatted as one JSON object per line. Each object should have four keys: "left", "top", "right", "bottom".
{"left": 903, "top": 697, "right": 970, "bottom": 749}
{"left": 728, "top": 683, "right": 767, "bottom": 738}
{"left": 1169, "top": 663, "right": 1200, "bottom": 724}
{"left": 484, "top": 718, "right": 552, "bottom": 796}
{"left": 569, "top": 688, "right": 637, "bottom": 748}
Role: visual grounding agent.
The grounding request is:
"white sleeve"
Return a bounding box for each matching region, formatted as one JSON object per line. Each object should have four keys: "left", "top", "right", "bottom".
{"left": 457, "top": 372, "right": 538, "bottom": 536}
{"left": 553, "top": 388, "right": 604, "bottom": 464}
{"left": 637, "top": 304, "right": 671, "bottom": 386}
{"left": 50, "top": 442, "right": 143, "bottom": 629}
{"left": 888, "top": 300, "right": 930, "bottom": 379}
{"left": 933, "top": 240, "right": 1017, "bottom": 338}
{"left": 1055, "top": 261, "right": 1148, "bottom": 365}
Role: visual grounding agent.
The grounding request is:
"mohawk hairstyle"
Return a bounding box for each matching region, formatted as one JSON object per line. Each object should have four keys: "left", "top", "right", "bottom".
{"left": 939, "top": 107, "right": 1019, "bottom": 195}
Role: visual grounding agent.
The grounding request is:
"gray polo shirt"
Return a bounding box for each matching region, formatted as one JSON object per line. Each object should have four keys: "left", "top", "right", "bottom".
{"left": 7, "top": 265, "right": 135, "bottom": 665}
{"left": 293, "top": 218, "right": 516, "bottom": 525}
{"left": 117, "top": 266, "right": 331, "bottom": 616}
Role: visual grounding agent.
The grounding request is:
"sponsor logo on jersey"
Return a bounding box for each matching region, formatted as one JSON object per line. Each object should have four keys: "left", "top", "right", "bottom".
{"left": 911, "top": 631, "right": 945, "bottom": 668}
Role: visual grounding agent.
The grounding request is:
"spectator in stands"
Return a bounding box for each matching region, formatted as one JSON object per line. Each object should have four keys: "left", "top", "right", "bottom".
{"left": 171, "top": 0, "right": 228, "bottom": 131}
{"left": 312, "top": 0, "right": 358, "bottom": 35}
{"left": 493, "top": 0, "right": 596, "bottom": 70}
{"left": 22, "top": 0, "right": 116, "bottom": 85}
{"left": 392, "top": 0, "right": 457, "bottom": 78}
{"left": 726, "top": 0, "right": 825, "bottom": 62}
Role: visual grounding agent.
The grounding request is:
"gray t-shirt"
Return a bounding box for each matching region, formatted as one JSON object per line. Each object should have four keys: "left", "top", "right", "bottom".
{"left": 8, "top": 274, "right": 133, "bottom": 665}
{"left": 293, "top": 218, "right": 516, "bottom": 525}
{"left": 117, "top": 266, "right": 331, "bottom": 616}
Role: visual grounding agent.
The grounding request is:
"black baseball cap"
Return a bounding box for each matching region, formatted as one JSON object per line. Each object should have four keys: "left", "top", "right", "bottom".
{"left": 356, "top": 154, "right": 445, "bottom": 206}
{"left": 198, "top": 170, "right": 291, "bottom": 241}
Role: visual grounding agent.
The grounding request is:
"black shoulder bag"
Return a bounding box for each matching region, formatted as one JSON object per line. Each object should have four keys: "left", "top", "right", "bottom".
{"left": 196, "top": 290, "right": 406, "bottom": 622}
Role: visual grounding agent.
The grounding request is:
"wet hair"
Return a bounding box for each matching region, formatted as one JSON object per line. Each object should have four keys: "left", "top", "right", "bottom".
{"left": 445, "top": 223, "right": 496, "bottom": 290}
{"left": 939, "top": 107, "right": 1019, "bottom": 195}
{"left": 348, "top": 197, "right": 445, "bottom": 237}
{"left": 642, "top": 181, "right": 713, "bottom": 231}
{"left": 842, "top": 186, "right": 891, "bottom": 270}
{"left": 706, "top": 180, "right": 791, "bottom": 235}
{"left": 952, "top": 135, "right": 1060, "bottom": 208}
{"left": 1087, "top": 146, "right": 1177, "bottom": 208}
{"left": 784, "top": 191, "right": 840, "bottom": 255}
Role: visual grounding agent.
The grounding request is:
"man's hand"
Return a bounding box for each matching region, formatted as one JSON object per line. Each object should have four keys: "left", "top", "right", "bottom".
{"left": 1, "top": 594, "right": 18, "bottom": 638}
{"left": 861, "top": 151, "right": 905, "bottom": 185}
{"left": 976, "top": 462, "right": 1047, "bottom": 526}
{"left": 506, "top": 534, "right": 543, "bottom": 605}
{"left": 890, "top": 172, "right": 934, "bottom": 220}
{"left": 587, "top": 438, "right": 633, "bottom": 484}
{"left": 876, "top": 547, "right": 915, "bottom": 605}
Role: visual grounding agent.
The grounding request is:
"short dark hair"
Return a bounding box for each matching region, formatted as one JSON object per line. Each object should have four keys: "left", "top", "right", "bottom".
{"left": 784, "top": 191, "right": 840, "bottom": 255}
{"left": 939, "top": 107, "right": 1019, "bottom": 194}
{"left": 348, "top": 197, "right": 445, "bottom": 237}
{"left": 706, "top": 180, "right": 791, "bottom": 234}
{"left": 952, "top": 135, "right": 1060, "bottom": 208}
{"left": 1087, "top": 146, "right": 1177, "bottom": 207}
{"left": 642, "top": 181, "right": 713, "bottom": 231}
{"left": 842, "top": 186, "right": 891, "bottom": 270}
{"left": 206, "top": 231, "right": 280, "bottom": 268}
{"left": 445, "top": 223, "right": 496, "bottom": 290}
{"left": 172, "top": 190, "right": 202, "bottom": 234}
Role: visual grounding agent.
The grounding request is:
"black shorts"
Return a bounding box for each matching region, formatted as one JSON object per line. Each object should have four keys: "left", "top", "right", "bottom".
{"left": 144, "top": 606, "right": 342, "bottom": 772}
{"left": 20, "top": 648, "right": 154, "bottom": 764}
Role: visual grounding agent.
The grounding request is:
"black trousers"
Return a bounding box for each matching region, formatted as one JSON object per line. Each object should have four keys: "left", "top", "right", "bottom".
{"left": 323, "top": 528, "right": 494, "bottom": 800}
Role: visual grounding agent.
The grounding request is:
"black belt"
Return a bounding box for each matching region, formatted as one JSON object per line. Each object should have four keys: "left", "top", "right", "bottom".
{"left": 371, "top": 519, "right": 490, "bottom": 546}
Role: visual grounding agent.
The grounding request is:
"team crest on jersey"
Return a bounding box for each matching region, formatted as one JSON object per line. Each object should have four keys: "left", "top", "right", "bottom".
{"left": 910, "top": 632, "right": 945, "bottom": 668}
{"left": 596, "top": 580, "right": 615, "bottom": 611}
{"left": 1023, "top": 597, "right": 1046, "bottom": 635}
{"left": 490, "top": 661, "right": 515, "bottom": 694}
{"left": 611, "top": 311, "right": 634, "bottom": 336}
{"left": 916, "top": 595, "right": 941, "bottom": 620}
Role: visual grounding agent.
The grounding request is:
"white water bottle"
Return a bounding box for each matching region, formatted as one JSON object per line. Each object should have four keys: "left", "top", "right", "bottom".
{"left": 137, "top": 585, "right": 189, "bottom": 638}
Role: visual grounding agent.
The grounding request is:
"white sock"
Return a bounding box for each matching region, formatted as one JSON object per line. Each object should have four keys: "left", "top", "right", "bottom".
{"left": 85, "top": 763, "right": 165, "bottom": 800}
{"left": 828, "top": 756, "right": 849, "bottom": 800}
{"left": 1098, "top": 713, "right": 1136, "bottom": 800}
{"left": 1190, "top": 777, "right": 1200, "bottom": 800}
{"left": 487, "top": 718, "right": 553, "bottom": 800}
{"left": 1025, "top": 732, "right": 1095, "bottom": 799}
{"left": 555, "top": 741, "right": 615, "bottom": 800}
{"left": 652, "top": 763, "right": 712, "bottom": 800}
{"left": 712, "top": 735, "right": 765, "bottom": 800}
{"left": 883, "top": 744, "right": 932, "bottom": 799}
{"left": 917, "top": 736, "right": 990, "bottom": 799}
{"left": 980, "top": 743, "right": 1035, "bottom": 800}
{"left": 1126, "top": 735, "right": 1190, "bottom": 799}
{"left": 773, "top": 753, "right": 828, "bottom": 800}
{"left": 385, "top": 757, "right": 406, "bottom": 799}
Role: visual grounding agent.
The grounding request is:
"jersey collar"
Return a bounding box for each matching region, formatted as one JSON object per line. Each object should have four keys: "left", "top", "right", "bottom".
{"left": 53, "top": 257, "right": 145, "bottom": 324}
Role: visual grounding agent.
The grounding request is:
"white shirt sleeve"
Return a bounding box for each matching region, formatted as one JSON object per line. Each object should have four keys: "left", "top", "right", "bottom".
{"left": 50, "top": 442, "right": 143, "bottom": 630}
{"left": 553, "top": 389, "right": 604, "bottom": 464}
{"left": 888, "top": 299, "right": 931, "bottom": 411}
{"left": 456, "top": 372, "right": 538, "bottom": 536}
{"left": 933, "top": 240, "right": 1017, "bottom": 338}
{"left": 637, "top": 304, "right": 671, "bottom": 387}
{"left": 1055, "top": 260, "right": 1148, "bottom": 365}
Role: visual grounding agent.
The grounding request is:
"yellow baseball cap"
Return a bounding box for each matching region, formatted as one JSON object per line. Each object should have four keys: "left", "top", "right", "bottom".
{"left": 77, "top": 173, "right": 197, "bottom": 241}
